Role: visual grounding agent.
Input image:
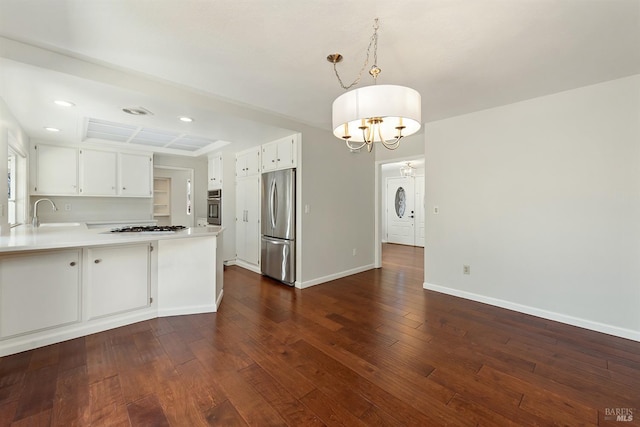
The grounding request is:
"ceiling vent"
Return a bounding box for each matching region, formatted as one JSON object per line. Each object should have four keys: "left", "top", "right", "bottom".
{"left": 121, "top": 106, "right": 153, "bottom": 116}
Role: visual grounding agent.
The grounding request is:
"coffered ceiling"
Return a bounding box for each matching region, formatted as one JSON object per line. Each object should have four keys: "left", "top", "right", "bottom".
{"left": 1, "top": 0, "right": 639, "bottom": 155}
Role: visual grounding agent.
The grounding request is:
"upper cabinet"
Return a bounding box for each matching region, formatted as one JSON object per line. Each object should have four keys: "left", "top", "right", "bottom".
{"left": 119, "top": 153, "right": 153, "bottom": 197}
{"left": 208, "top": 154, "right": 223, "bottom": 190}
{"left": 261, "top": 135, "right": 297, "bottom": 172}
{"left": 31, "top": 143, "right": 153, "bottom": 197}
{"left": 31, "top": 144, "right": 78, "bottom": 195}
{"left": 236, "top": 147, "right": 261, "bottom": 177}
{"left": 79, "top": 149, "right": 117, "bottom": 196}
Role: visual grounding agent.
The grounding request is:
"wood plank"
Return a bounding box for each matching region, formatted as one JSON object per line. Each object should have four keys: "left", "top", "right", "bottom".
{"left": 13, "top": 365, "right": 58, "bottom": 422}
{"left": 88, "top": 375, "right": 129, "bottom": 427}
{"left": 126, "top": 394, "right": 170, "bottom": 427}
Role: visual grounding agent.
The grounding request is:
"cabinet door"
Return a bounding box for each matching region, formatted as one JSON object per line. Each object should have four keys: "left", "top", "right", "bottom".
{"left": 236, "top": 176, "right": 260, "bottom": 266}
{"left": 245, "top": 175, "right": 261, "bottom": 266}
{"left": 208, "top": 155, "right": 222, "bottom": 190}
{"left": 34, "top": 144, "right": 78, "bottom": 195}
{"left": 80, "top": 149, "right": 117, "bottom": 195}
{"left": 235, "top": 179, "right": 246, "bottom": 260}
{"left": 261, "top": 142, "right": 278, "bottom": 172}
{"left": 0, "top": 250, "right": 80, "bottom": 337}
{"left": 236, "top": 148, "right": 261, "bottom": 177}
{"left": 120, "top": 153, "right": 152, "bottom": 197}
{"left": 87, "top": 244, "right": 150, "bottom": 319}
{"left": 276, "top": 137, "right": 295, "bottom": 169}
{"left": 244, "top": 148, "right": 261, "bottom": 176}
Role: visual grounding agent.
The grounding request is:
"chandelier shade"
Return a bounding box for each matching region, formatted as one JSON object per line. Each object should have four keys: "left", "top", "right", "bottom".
{"left": 327, "top": 18, "right": 422, "bottom": 152}
{"left": 332, "top": 84, "right": 421, "bottom": 143}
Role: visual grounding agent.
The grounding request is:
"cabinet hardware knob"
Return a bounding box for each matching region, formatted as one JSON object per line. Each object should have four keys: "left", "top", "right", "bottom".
{"left": 94, "top": 259, "right": 102, "bottom": 264}
{"left": 69, "top": 261, "right": 76, "bottom": 266}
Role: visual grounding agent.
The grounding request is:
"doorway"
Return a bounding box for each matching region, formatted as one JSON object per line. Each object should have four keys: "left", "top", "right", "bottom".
{"left": 153, "top": 166, "right": 195, "bottom": 227}
{"left": 374, "top": 157, "right": 425, "bottom": 268}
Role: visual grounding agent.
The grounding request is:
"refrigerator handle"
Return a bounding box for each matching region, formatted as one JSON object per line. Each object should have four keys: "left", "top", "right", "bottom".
{"left": 270, "top": 179, "right": 277, "bottom": 229}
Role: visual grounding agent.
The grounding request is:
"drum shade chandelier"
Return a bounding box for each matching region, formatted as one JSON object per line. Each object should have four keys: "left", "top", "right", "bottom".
{"left": 327, "top": 18, "right": 421, "bottom": 152}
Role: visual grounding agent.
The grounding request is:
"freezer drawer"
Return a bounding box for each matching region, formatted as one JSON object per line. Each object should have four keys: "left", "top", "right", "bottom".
{"left": 261, "top": 236, "right": 295, "bottom": 286}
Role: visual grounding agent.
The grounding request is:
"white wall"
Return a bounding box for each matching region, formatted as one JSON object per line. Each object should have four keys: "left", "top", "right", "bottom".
{"left": 298, "top": 126, "right": 376, "bottom": 287}
{"left": 424, "top": 74, "right": 640, "bottom": 340}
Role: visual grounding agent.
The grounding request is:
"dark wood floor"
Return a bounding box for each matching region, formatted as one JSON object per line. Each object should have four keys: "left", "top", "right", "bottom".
{"left": 1, "top": 243, "right": 639, "bottom": 426}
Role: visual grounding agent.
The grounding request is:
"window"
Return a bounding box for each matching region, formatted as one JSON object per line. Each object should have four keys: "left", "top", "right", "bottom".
{"left": 8, "top": 150, "right": 16, "bottom": 225}
{"left": 7, "top": 134, "right": 26, "bottom": 227}
{"left": 186, "top": 178, "right": 192, "bottom": 215}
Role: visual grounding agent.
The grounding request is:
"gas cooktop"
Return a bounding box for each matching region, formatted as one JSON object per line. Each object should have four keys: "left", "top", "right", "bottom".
{"left": 110, "top": 225, "right": 187, "bottom": 233}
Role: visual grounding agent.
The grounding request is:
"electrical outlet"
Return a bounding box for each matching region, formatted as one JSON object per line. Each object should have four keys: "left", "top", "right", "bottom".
{"left": 463, "top": 265, "right": 470, "bottom": 275}
{"left": 352, "top": 248, "right": 357, "bottom": 256}
{"left": 433, "top": 206, "right": 439, "bottom": 214}
{"left": 64, "top": 204, "right": 72, "bottom": 211}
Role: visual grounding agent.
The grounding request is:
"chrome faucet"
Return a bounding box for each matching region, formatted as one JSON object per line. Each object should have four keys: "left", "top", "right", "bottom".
{"left": 32, "top": 198, "right": 58, "bottom": 227}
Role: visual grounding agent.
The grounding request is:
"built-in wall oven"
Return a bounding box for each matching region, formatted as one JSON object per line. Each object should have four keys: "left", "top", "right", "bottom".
{"left": 207, "top": 189, "right": 222, "bottom": 225}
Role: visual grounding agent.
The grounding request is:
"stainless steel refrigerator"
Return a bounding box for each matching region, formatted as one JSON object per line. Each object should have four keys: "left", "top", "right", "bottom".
{"left": 261, "top": 168, "right": 295, "bottom": 285}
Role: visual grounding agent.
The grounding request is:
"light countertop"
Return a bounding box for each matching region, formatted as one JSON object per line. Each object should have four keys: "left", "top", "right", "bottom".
{"left": 0, "top": 223, "right": 223, "bottom": 254}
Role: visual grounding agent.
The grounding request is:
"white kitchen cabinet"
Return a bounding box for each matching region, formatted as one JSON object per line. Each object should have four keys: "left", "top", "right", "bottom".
{"left": 236, "top": 175, "right": 260, "bottom": 268}
{"left": 119, "top": 152, "right": 153, "bottom": 197}
{"left": 236, "top": 147, "right": 261, "bottom": 177}
{"left": 0, "top": 249, "right": 81, "bottom": 338}
{"left": 208, "top": 154, "right": 223, "bottom": 190}
{"left": 79, "top": 148, "right": 118, "bottom": 196}
{"left": 32, "top": 144, "right": 78, "bottom": 195}
{"left": 87, "top": 243, "right": 151, "bottom": 319}
{"left": 261, "top": 135, "right": 297, "bottom": 172}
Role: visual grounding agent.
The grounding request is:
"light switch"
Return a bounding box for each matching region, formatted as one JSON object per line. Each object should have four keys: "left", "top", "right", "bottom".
{"left": 304, "top": 204, "right": 310, "bottom": 214}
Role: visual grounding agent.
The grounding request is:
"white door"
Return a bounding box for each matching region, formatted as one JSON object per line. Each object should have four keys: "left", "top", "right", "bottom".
{"left": 386, "top": 177, "right": 415, "bottom": 246}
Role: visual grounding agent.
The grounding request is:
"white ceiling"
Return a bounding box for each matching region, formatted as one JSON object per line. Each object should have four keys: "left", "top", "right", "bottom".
{"left": 1, "top": 0, "right": 639, "bottom": 155}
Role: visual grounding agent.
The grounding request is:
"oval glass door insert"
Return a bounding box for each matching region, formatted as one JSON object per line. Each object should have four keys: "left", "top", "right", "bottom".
{"left": 395, "top": 187, "right": 406, "bottom": 218}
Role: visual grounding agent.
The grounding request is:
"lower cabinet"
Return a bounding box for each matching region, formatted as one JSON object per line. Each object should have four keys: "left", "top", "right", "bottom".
{"left": 87, "top": 243, "right": 151, "bottom": 319}
{"left": 0, "top": 249, "right": 81, "bottom": 338}
{"left": 236, "top": 175, "right": 261, "bottom": 269}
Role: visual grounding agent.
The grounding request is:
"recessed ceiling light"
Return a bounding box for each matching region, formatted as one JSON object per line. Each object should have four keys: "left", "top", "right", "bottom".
{"left": 178, "top": 116, "right": 193, "bottom": 122}
{"left": 54, "top": 100, "right": 75, "bottom": 107}
{"left": 44, "top": 127, "right": 60, "bottom": 132}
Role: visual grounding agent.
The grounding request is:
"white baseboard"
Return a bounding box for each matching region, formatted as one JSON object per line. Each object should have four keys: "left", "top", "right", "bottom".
{"left": 158, "top": 304, "right": 217, "bottom": 317}
{"left": 0, "top": 308, "right": 157, "bottom": 357}
{"left": 423, "top": 282, "right": 640, "bottom": 342}
{"left": 298, "top": 264, "right": 376, "bottom": 289}
{"left": 235, "top": 259, "right": 261, "bottom": 274}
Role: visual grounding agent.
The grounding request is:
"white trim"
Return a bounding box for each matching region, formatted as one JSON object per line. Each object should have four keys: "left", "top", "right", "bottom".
{"left": 423, "top": 282, "right": 640, "bottom": 342}
{"left": 235, "top": 259, "right": 261, "bottom": 274}
{"left": 0, "top": 308, "right": 156, "bottom": 357}
{"left": 158, "top": 304, "right": 217, "bottom": 317}
{"left": 298, "top": 264, "right": 376, "bottom": 289}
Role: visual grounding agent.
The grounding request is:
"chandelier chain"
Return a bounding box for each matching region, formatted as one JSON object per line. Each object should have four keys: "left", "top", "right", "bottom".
{"left": 333, "top": 18, "right": 380, "bottom": 90}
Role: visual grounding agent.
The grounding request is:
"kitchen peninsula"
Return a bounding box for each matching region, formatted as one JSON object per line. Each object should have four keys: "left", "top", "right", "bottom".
{"left": 0, "top": 224, "right": 224, "bottom": 356}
